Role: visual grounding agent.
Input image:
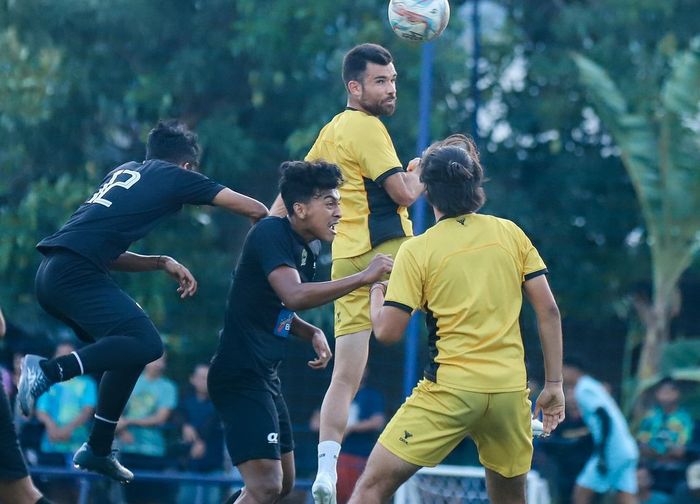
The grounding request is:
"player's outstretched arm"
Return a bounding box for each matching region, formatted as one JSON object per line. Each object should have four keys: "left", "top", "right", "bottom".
{"left": 524, "top": 274, "right": 565, "bottom": 434}
{"left": 212, "top": 188, "right": 269, "bottom": 222}
{"left": 291, "top": 315, "right": 332, "bottom": 370}
{"left": 382, "top": 158, "right": 425, "bottom": 208}
{"left": 267, "top": 253, "right": 393, "bottom": 311}
{"left": 110, "top": 252, "right": 197, "bottom": 298}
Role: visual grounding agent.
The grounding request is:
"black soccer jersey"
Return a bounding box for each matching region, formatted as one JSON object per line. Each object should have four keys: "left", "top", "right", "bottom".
{"left": 212, "top": 216, "right": 320, "bottom": 393}
{"left": 37, "top": 160, "right": 225, "bottom": 269}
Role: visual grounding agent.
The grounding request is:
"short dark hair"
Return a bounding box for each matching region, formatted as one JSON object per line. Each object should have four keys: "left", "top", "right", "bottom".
{"left": 146, "top": 120, "right": 201, "bottom": 166}
{"left": 279, "top": 160, "right": 344, "bottom": 215}
{"left": 342, "top": 43, "right": 393, "bottom": 87}
{"left": 420, "top": 136, "right": 486, "bottom": 216}
{"left": 656, "top": 377, "right": 678, "bottom": 390}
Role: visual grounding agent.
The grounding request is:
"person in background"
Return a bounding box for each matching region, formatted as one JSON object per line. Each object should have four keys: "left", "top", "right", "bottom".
{"left": 563, "top": 357, "right": 639, "bottom": 504}
{"left": 670, "top": 460, "right": 700, "bottom": 504}
{"left": 35, "top": 341, "right": 97, "bottom": 502}
{"left": 637, "top": 377, "right": 694, "bottom": 493}
{"left": 118, "top": 354, "right": 178, "bottom": 504}
{"left": 637, "top": 464, "right": 670, "bottom": 504}
{"left": 0, "top": 305, "right": 53, "bottom": 504}
{"left": 176, "top": 363, "right": 225, "bottom": 504}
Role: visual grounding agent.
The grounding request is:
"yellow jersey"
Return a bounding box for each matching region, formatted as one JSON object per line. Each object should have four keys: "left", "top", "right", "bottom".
{"left": 306, "top": 109, "right": 413, "bottom": 259}
{"left": 384, "top": 213, "right": 547, "bottom": 392}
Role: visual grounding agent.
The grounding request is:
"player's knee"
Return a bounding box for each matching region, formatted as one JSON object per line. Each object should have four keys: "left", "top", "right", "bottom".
{"left": 248, "top": 479, "right": 283, "bottom": 503}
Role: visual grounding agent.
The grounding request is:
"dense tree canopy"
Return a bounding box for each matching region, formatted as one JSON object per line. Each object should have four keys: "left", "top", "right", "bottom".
{"left": 1, "top": 0, "right": 699, "bottom": 393}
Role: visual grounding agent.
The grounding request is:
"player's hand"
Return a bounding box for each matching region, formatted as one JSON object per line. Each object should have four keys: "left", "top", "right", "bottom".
{"left": 308, "top": 331, "right": 332, "bottom": 370}
{"left": 533, "top": 382, "right": 565, "bottom": 435}
{"left": 362, "top": 254, "right": 393, "bottom": 284}
{"left": 161, "top": 257, "right": 198, "bottom": 298}
{"left": 406, "top": 157, "right": 421, "bottom": 175}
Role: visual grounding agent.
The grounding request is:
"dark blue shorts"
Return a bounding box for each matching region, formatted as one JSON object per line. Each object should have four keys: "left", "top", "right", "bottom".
{"left": 35, "top": 248, "right": 149, "bottom": 342}
{"left": 208, "top": 368, "right": 293, "bottom": 466}
{"left": 0, "top": 386, "right": 29, "bottom": 480}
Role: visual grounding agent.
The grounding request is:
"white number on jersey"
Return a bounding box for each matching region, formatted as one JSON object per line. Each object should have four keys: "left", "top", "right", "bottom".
{"left": 87, "top": 169, "right": 141, "bottom": 207}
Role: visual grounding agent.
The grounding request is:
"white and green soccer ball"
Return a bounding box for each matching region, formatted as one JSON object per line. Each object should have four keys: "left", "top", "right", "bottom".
{"left": 388, "top": 0, "right": 451, "bottom": 42}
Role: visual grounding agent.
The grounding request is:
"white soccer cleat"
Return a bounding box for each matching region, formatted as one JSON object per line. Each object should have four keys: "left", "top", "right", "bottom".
{"left": 312, "top": 473, "right": 337, "bottom": 504}
{"left": 531, "top": 418, "right": 547, "bottom": 438}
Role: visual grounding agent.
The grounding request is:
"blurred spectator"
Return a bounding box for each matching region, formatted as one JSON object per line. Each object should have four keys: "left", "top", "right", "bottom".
{"left": 670, "top": 460, "right": 700, "bottom": 503}
{"left": 538, "top": 387, "right": 594, "bottom": 503}
{"left": 563, "top": 357, "right": 639, "bottom": 504}
{"left": 36, "top": 342, "right": 97, "bottom": 462}
{"left": 310, "top": 368, "right": 385, "bottom": 504}
{"left": 637, "top": 464, "right": 670, "bottom": 504}
{"left": 118, "top": 354, "right": 178, "bottom": 504}
{"left": 637, "top": 377, "right": 693, "bottom": 493}
{"left": 35, "top": 342, "right": 97, "bottom": 501}
{"left": 176, "top": 363, "right": 225, "bottom": 504}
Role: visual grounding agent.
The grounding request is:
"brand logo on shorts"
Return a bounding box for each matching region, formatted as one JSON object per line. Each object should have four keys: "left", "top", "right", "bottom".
{"left": 399, "top": 430, "right": 413, "bottom": 445}
{"left": 267, "top": 432, "right": 279, "bottom": 444}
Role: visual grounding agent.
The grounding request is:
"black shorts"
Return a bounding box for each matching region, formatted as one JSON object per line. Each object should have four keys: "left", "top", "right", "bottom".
{"left": 208, "top": 378, "right": 294, "bottom": 466}
{"left": 0, "top": 386, "right": 29, "bottom": 481}
{"left": 35, "top": 248, "right": 150, "bottom": 342}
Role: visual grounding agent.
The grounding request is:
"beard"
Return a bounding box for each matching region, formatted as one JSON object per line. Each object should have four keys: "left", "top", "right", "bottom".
{"left": 359, "top": 95, "right": 396, "bottom": 117}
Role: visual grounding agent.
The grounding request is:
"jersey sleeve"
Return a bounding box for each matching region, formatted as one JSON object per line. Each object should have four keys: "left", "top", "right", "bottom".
{"left": 513, "top": 223, "right": 547, "bottom": 281}
{"left": 353, "top": 119, "right": 403, "bottom": 184}
{"left": 171, "top": 168, "right": 226, "bottom": 206}
{"left": 251, "top": 219, "right": 297, "bottom": 277}
{"left": 384, "top": 241, "right": 424, "bottom": 313}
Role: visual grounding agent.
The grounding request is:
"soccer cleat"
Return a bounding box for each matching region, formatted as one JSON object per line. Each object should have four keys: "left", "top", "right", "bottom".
{"left": 531, "top": 418, "right": 547, "bottom": 438}
{"left": 312, "top": 473, "right": 337, "bottom": 504}
{"left": 17, "top": 354, "right": 52, "bottom": 417}
{"left": 73, "top": 443, "right": 134, "bottom": 483}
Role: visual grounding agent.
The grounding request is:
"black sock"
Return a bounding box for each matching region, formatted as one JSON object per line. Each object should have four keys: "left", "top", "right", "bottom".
{"left": 225, "top": 489, "right": 243, "bottom": 504}
{"left": 40, "top": 353, "right": 82, "bottom": 383}
{"left": 87, "top": 416, "right": 118, "bottom": 456}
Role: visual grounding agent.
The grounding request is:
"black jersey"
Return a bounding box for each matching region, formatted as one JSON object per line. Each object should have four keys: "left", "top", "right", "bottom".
{"left": 37, "top": 159, "right": 224, "bottom": 269}
{"left": 212, "top": 217, "right": 320, "bottom": 393}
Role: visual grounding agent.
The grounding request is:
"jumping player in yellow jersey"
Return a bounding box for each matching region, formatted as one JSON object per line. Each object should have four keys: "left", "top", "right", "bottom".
{"left": 348, "top": 136, "right": 566, "bottom": 504}
{"left": 270, "top": 43, "right": 424, "bottom": 504}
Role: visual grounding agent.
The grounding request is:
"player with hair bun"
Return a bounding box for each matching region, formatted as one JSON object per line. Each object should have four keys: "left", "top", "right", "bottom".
{"left": 349, "top": 135, "right": 566, "bottom": 504}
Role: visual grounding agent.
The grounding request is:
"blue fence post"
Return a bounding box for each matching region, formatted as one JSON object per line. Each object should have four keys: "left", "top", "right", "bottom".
{"left": 402, "top": 42, "right": 434, "bottom": 398}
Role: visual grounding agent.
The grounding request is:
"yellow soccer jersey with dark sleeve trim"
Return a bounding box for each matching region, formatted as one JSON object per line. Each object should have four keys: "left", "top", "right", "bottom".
{"left": 306, "top": 109, "right": 413, "bottom": 259}
{"left": 384, "top": 213, "right": 547, "bottom": 393}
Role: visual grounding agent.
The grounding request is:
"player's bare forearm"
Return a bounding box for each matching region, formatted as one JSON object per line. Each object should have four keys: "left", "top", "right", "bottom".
{"left": 212, "top": 188, "right": 269, "bottom": 221}
{"left": 370, "top": 282, "right": 411, "bottom": 343}
{"left": 269, "top": 194, "right": 287, "bottom": 217}
{"left": 110, "top": 252, "right": 163, "bottom": 272}
{"left": 269, "top": 255, "right": 392, "bottom": 311}
{"left": 383, "top": 170, "right": 425, "bottom": 207}
{"left": 291, "top": 315, "right": 321, "bottom": 342}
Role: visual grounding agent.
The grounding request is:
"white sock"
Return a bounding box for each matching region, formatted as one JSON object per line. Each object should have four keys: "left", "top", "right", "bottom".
{"left": 317, "top": 440, "right": 341, "bottom": 482}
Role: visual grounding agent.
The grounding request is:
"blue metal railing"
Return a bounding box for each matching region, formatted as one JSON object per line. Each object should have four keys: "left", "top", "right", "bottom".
{"left": 31, "top": 466, "right": 313, "bottom": 504}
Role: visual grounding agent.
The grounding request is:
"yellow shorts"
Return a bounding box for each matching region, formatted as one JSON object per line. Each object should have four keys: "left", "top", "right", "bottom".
{"left": 331, "top": 237, "right": 408, "bottom": 337}
{"left": 378, "top": 379, "right": 533, "bottom": 478}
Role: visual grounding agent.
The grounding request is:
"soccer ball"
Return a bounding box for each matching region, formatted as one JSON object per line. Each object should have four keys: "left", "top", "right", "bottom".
{"left": 388, "top": 0, "right": 451, "bottom": 42}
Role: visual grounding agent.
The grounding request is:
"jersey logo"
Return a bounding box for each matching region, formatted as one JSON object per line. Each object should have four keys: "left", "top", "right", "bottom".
{"left": 87, "top": 169, "right": 141, "bottom": 207}
{"left": 267, "top": 432, "right": 279, "bottom": 444}
{"left": 457, "top": 217, "right": 466, "bottom": 225}
{"left": 300, "top": 249, "right": 308, "bottom": 267}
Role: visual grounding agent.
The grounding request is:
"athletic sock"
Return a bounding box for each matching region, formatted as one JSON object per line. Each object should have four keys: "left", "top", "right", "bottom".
{"left": 40, "top": 352, "right": 83, "bottom": 383}
{"left": 87, "top": 415, "right": 119, "bottom": 456}
{"left": 317, "top": 440, "right": 341, "bottom": 482}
